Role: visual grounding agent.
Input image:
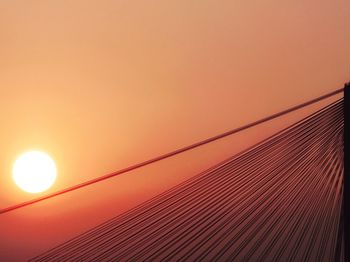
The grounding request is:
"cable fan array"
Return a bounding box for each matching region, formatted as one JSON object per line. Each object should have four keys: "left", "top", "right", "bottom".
{"left": 31, "top": 99, "right": 344, "bottom": 262}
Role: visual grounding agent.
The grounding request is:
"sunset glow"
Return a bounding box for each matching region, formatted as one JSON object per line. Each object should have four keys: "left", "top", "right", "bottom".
{"left": 12, "top": 151, "right": 57, "bottom": 194}
{"left": 0, "top": 0, "right": 349, "bottom": 260}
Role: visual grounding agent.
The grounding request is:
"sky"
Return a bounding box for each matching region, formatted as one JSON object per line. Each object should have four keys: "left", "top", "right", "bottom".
{"left": 0, "top": 0, "right": 349, "bottom": 260}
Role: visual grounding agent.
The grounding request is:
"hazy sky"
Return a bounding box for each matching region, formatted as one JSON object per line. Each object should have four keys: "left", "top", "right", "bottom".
{"left": 0, "top": 0, "right": 349, "bottom": 260}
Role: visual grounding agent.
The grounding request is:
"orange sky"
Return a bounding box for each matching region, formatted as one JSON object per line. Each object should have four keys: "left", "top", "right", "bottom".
{"left": 0, "top": 0, "right": 349, "bottom": 260}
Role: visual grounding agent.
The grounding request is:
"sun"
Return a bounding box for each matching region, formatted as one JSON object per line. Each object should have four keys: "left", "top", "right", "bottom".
{"left": 12, "top": 151, "right": 57, "bottom": 194}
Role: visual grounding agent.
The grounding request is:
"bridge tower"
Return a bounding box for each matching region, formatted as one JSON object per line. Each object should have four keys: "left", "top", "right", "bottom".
{"left": 344, "top": 82, "right": 349, "bottom": 261}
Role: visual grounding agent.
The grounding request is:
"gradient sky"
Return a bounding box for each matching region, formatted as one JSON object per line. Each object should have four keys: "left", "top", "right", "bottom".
{"left": 0, "top": 0, "right": 349, "bottom": 260}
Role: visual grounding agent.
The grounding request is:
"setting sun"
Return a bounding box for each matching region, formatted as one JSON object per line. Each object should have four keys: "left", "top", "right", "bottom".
{"left": 12, "top": 151, "right": 57, "bottom": 194}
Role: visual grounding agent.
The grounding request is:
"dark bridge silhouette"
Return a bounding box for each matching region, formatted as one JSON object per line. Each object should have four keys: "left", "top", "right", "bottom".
{"left": 1, "top": 85, "right": 348, "bottom": 261}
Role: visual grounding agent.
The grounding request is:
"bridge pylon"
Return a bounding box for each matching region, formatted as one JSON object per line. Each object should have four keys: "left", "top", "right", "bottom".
{"left": 344, "top": 82, "right": 349, "bottom": 262}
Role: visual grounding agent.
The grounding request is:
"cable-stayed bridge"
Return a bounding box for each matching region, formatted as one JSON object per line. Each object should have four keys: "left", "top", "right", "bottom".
{"left": 1, "top": 86, "right": 348, "bottom": 261}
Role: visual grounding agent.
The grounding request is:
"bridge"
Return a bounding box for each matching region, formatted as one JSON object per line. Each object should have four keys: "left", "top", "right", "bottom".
{"left": 1, "top": 85, "right": 349, "bottom": 261}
